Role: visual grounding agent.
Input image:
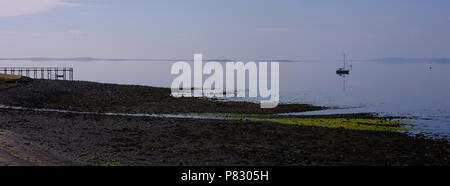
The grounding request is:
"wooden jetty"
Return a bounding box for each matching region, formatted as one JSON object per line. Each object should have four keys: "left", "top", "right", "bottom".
{"left": 0, "top": 67, "right": 73, "bottom": 81}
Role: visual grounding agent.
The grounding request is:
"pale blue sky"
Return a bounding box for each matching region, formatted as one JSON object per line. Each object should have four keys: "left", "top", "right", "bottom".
{"left": 0, "top": 0, "right": 449, "bottom": 60}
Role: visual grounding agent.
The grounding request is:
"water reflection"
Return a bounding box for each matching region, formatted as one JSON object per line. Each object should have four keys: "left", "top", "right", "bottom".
{"left": 337, "top": 73, "right": 349, "bottom": 91}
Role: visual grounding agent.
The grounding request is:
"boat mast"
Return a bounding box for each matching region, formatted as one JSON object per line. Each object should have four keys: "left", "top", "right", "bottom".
{"left": 343, "top": 53, "right": 346, "bottom": 69}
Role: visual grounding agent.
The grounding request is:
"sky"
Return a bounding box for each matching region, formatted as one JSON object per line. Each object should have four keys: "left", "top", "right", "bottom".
{"left": 0, "top": 0, "right": 449, "bottom": 60}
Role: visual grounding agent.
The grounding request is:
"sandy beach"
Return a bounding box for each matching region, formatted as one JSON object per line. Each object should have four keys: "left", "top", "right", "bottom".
{"left": 0, "top": 79, "right": 448, "bottom": 166}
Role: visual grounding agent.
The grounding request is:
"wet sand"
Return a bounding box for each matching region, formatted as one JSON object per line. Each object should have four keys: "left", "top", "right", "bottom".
{"left": 0, "top": 79, "right": 448, "bottom": 166}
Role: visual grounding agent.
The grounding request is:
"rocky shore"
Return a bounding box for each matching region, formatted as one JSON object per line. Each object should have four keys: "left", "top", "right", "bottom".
{"left": 0, "top": 79, "right": 448, "bottom": 166}
{"left": 0, "top": 79, "right": 324, "bottom": 114}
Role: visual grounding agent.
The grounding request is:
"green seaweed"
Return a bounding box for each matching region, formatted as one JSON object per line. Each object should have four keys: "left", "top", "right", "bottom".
{"left": 183, "top": 113, "right": 407, "bottom": 132}
{"left": 99, "top": 162, "right": 124, "bottom": 166}
{"left": 250, "top": 118, "right": 407, "bottom": 132}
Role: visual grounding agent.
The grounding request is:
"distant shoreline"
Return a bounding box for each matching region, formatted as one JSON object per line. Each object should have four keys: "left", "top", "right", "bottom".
{"left": 1, "top": 57, "right": 450, "bottom": 63}
{"left": 0, "top": 57, "right": 314, "bottom": 63}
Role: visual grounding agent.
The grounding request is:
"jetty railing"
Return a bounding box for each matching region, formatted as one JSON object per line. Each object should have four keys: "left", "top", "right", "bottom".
{"left": 0, "top": 67, "right": 73, "bottom": 81}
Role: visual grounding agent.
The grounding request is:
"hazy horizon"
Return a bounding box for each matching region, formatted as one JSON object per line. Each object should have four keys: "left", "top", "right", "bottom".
{"left": 1, "top": 0, "right": 449, "bottom": 61}
{"left": 2, "top": 56, "right": 450, "bottom": 64}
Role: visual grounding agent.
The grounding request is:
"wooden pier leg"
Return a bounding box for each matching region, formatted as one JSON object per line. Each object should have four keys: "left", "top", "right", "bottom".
{"left": 63, "top": 68, "right": 66, "bottom": 80}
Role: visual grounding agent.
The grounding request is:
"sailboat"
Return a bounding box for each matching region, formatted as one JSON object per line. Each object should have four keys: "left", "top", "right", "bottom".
{"left": 336, "top": 54, "right": 350, "bottom": 75}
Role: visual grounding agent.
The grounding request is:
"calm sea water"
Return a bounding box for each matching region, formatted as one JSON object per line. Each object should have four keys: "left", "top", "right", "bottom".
{"left": 1, "top": 60, "right": 449, "bottom": 137}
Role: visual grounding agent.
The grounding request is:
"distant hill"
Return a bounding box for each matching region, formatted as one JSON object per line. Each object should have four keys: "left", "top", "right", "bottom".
{"left": 0, "top": 57, "right": 159, "bottom": 62}
{"left": 373, "top": 58, "right": 450, "bottom": 63}
{"left": 0, "top": 57, "right": 313, "bottom": 63}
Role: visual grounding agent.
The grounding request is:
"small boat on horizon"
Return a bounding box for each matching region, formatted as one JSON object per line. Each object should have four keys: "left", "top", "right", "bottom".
{"left": 336, "top": 67, "right": 349, "bottom": 74}
{"left": 336, "top": 54, "right": 350, "bottom": 75}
